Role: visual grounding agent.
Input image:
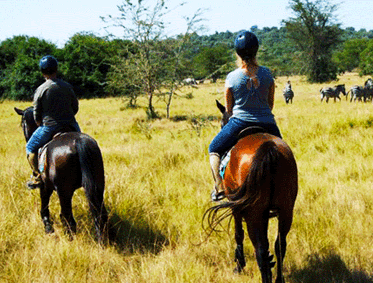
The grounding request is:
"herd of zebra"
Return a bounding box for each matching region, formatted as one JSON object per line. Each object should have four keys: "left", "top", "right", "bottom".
{"left": 282, "top": 78, "right": 373, "bottom": 104}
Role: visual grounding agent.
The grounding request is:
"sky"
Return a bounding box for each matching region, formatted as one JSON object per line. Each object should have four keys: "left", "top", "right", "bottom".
{"left": 1, "top": 0, "right": 372, "bottom": 48}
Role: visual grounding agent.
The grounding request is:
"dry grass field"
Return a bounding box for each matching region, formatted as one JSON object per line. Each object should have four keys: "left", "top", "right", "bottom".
{"left": 1, "top": 72, "right": 373, "bottom": 282}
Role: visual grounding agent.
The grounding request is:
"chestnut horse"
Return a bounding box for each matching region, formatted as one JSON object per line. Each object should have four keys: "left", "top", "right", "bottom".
{"left": 204, "top": 101, "right": 298, "bottom": 283}
{"left": 14, "top": 107, "right": 108, "bottom": 243}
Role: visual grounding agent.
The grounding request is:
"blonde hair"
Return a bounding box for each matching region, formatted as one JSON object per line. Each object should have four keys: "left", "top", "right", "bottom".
{"left": 235, "top": 54, "right": 260, "bottom": 89}
{"left": 235, "top": 53, "right": 258, "bottom": 69}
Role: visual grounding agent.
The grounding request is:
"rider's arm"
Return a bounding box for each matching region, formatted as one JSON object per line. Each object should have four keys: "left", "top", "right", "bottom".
{"left": 225, "top": 87, "right": 234, "bottom": 116}
{"left": 71, "top": 89, "right": 79, "bottom": 115}
{"left": 33, "top": 89, "right": 43, "bottom": 126}
{"left": 268, "top": 80, "right": 275, "bottom": 111}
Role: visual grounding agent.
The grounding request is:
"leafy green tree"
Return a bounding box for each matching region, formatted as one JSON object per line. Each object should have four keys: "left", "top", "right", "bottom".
{"left": 283, "top": 0, "right": 343, "bottom": 82}
{"left": 60, "top": 32, "right": 119, "bottom": 98}
{"left": 256, "top": 27, "right": 298, "bottom": 77}
{"left": 359, "top": 40, "right": 373, "bottom": 75}
{"left": 333, "top": 38, "right": 369, "bottom": 73}
{"left": 104, "top": 40, "right": 140, "bottom": 106}
{"left": 192, "top": 45, "right": 233, "bottom": 82}
{"left": 0, "top": 36, "right": 56, "bottom": 100}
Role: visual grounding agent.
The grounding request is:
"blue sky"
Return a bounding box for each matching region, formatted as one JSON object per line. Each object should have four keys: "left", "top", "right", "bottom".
{"left": 1, "top": 0, "right": 372, "bottom": 47}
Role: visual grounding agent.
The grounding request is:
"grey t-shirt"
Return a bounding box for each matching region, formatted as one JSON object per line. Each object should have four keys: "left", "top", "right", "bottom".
{"left": 225, "top": 66, "right": 275, "bottom": 124}
{"left": 33, "top": 78, "right": 79, "bottom": 126}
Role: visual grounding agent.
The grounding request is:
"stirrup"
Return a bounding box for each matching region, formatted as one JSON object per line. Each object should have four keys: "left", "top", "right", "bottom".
{"left": 211, "top": 189, "right": 226, "bottom": 202}
{"left": 26, "top": 176, "right": 43, "bottom": 190}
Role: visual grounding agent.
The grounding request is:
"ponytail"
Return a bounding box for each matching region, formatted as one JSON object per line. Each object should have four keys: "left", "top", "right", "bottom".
{"left": 238, "top": 55, "right": 260, "bottom": 89}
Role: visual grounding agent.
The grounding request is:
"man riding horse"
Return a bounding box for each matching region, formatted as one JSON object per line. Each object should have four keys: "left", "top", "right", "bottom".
{"left": 25, "top": 55, "right": 81, "bottom": 189}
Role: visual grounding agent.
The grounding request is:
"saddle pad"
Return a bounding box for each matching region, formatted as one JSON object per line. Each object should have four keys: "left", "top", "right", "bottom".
{"left": 38, "top": 146, "right": 48, "bottom": 173}
{"left": 219, "top": 149, "right": 231, "bottom": 178}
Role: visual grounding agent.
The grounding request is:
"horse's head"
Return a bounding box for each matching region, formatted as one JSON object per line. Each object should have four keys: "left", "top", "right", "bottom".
{"left": 216, "top": 100, "right": 230, "bottom": 128}
{"left": 14, "top": 107, "right": 38, "bottom": 141}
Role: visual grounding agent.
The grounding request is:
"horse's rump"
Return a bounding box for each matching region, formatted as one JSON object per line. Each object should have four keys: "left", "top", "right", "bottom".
{"left": 204, "top": 133, "right": 297, "bottom": 229}
{"left": 45, "top": 132, "right": 104, "bottom": 190}
{"left": 224, "top": 134, "right": 286, "bottom": 212}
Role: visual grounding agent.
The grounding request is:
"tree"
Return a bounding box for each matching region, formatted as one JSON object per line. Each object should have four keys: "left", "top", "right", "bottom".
{"left": 61, "top": 32, "right": 119, "bottom": 98}
{"left": 257, "top": 27, "right": 298, "bottom": 77}
{"left": 102, "top": 0, "right": 171, "bottom": 118}
{"left": 359, "top": 40, "right": 373, "bottom": 76}
{"left": 192, "top": 45, "right": 233, "bottom": 82}
{"left": 0, "top": 36, "right": 56, "bottom": 100}
{"left": 102, "top": 0, "right": 204, "bottom": 119}
{"left": 159, "top": 14, "right": 204, "bottom": 119}
{"left": 333, "top": 38, "right": 369, "bottom": 73}
{"left": 283, "top": 0, "right": 343, "bottom": 82}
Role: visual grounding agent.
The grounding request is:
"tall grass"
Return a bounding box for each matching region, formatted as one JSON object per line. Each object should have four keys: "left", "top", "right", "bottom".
{"left": 1, "top": 72, "right": 373, "bottom": 282}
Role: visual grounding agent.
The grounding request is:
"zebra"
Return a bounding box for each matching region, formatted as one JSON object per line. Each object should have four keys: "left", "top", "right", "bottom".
{"left": 283, "top": 80, "right": 294, "bottom": 104}
{"left": 320, "top": 84, "right": 346, "bottom": 103}
{"left": 348, "top": 85, "right": 365, "bottom": 102}
{"left": 364, "top": 78, "right": 373, "bottom": 102}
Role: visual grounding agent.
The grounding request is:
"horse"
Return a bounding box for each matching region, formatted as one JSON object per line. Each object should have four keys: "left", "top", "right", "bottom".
{"left": 320, "top": 84, "right": 346, "bottom": 103}
{"left": 204, "top": 101, "right": 298, "bottom": 283}
{"left": 282, "top": 81, "right": 294, "bottom": 104}
{"left": 14, "top": 107, "right": 108, "bottom": 244}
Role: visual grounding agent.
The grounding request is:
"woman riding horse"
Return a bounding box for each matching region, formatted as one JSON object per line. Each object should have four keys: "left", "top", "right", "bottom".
{"left": 25, "top": 55, "right": 81, "bottom": 189}
{"left": 208, "top": 30, "right": 282, "bottom": 201}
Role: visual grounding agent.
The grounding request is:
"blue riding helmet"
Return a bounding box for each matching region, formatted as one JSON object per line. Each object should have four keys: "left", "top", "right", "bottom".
{"left": 234, "top": 30, "right": 259, "bottom": 59}
{"left": 39, "top": 55, "right": 58, "bottom": 70}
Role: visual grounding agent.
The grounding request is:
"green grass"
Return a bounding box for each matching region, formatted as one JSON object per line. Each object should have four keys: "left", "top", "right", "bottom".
{"left": 1, "top": 73, "right": 373, "bottom": 282}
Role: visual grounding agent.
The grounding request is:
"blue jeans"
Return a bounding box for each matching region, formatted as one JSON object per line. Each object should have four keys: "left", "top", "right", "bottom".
{"left": 26, "top": 122, "right": 81, "bottom": 154}
{"left": 208, "top": 117, "right": 282, "bottom": 156}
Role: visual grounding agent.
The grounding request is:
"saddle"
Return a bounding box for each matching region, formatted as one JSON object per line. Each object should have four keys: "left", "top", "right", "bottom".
{"left": 38, "top": 125, "right": 78, "bottom": 173}
{"left": 219, "top": 126, "right": 268, "bottom": 178}
{"left": 237, "top": 126, "right": 267, "bottom": 140}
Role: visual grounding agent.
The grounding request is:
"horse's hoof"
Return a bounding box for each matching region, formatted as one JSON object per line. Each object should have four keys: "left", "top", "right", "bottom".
{"left": 42, "top": 217, "right": 54, "bottom": 234}
{"left": 45, "top": 225, "right": 54, "bottom": 234}
{"left": 233, "top": 266, "right": 243, "bottom": 274}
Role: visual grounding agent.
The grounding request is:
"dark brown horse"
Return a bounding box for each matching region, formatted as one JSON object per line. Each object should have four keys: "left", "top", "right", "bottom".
{"left": 14, "top": 107, "right": 108, "bottom": 243}
{"left": 204, "top": 101, "right": 298, "bottom": 283}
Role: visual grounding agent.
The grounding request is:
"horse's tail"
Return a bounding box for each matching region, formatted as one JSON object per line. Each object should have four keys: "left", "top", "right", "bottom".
{"left": 230, "top": 140, "right": 279, "bottom": 211}
{"left": 203, "top": 140, "right": 279, "bottom": 233}
{"left": 76, "top": 134, "right": 108, "bottom": 242}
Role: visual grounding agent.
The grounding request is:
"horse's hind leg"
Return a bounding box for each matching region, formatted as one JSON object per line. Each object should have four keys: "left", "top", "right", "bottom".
{"left": 57, "top": 188, "right": 77, "bottom": 237}
{"left": 40, "top": 186, "right": 54, "bottom": 233}
{"left": 274, "top": 212, "right": 293, "bottom": 283}
{"left": 233, "top": 213, "right": 246, "bottom": 273}
{"left": 245, "top": 215, "right": 273, "bottom": 283}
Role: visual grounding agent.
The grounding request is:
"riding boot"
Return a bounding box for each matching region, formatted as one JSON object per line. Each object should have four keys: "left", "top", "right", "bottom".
{"left": 26, "top": 153, "right": 43, "bottom": 190}
{"left": 209, "top": 153, "right": 226, "bottom": 202}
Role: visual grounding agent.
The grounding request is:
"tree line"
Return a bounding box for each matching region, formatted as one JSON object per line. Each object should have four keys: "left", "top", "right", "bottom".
{"left": 1, "top": 0, "right": 373, "bottom": 116}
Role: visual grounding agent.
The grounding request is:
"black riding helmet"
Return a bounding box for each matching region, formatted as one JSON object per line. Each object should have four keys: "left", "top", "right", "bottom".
{"left": 39, "top": 55, "right": 58, "bottom": 75}
{"left": 234, "top": 30, "right": 259, "bottom": 60}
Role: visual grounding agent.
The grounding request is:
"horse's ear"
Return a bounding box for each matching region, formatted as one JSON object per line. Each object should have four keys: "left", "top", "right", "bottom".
{"left": 14, "top": 107, "right": 24, "bottom": 116}
{"left": 216, "top": 100, "right": 226, "bottom": 114}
